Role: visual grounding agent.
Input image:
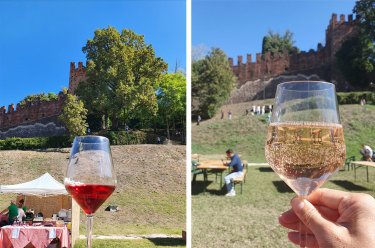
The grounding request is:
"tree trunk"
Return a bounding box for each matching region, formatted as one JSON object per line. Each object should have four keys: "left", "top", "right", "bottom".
{"left": 166, "top": 117, "right": 170, "bottom": 140}
{"left": 101, "top": 115, "right": 106, "bottom": 130}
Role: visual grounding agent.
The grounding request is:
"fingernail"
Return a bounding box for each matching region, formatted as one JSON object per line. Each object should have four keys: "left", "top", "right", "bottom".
{"left": 292, "top": 197, "right": 305, "bottom": 211}
{"left": 297, "top": 199, "right": 305, "bottom": 210}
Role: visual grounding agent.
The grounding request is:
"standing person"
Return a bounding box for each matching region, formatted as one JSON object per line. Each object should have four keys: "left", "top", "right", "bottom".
{"left": 197, "top": 115, "right": 201, "bottom": 125}
{"left": 18, "top": 199, "right": 27, "bottom": 213}
{"left": 0, "top": 200, "right": 18, "bottom": 225}
{"left": 16, "top": 201, "right": 26, "bottom": 223}
{"left": 223, "top": 149, "right": 243, "bottom": 197}
{"left": 156, "top": 136, "right": 161, "bottom": 144}
{"left": 221, "top": 110, "right": 224, "bottom": 119}
{"left": 257, "top": 106, "right": 261, "bottom": 115}
{"left": 228, "top": 110, "right": 232, "bottom": 120}
{"left": 360, "top": 144, "right": 373, "bottom": 161}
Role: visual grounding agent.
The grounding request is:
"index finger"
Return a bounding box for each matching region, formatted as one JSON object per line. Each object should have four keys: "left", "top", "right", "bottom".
{"left": 307, "top": 188, "right": 350, "bottom": 210}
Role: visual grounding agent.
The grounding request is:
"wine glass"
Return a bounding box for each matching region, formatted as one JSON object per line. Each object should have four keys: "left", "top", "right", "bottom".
{"left": 65, "top": 136, "right": 116, "bottom": 248}
{"left": 265, "top": 81, "right": 346, "bottom": 247}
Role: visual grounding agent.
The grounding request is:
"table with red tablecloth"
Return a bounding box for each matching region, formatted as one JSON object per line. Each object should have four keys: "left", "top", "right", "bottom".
{"left": 0, "top": 225, "right": 70, "bottom": 248}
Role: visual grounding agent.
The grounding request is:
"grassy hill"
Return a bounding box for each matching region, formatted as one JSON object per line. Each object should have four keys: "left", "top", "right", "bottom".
{"left": 0, "top": 145, "right": 186, "bottom": 244}
{"left": 192, "top": 100, "right": 375, "bottom": 162}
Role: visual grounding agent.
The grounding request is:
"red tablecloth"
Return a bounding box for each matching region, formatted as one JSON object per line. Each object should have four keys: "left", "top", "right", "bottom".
{"left": 0, "top": 225, "right": 70, "bottom": 248}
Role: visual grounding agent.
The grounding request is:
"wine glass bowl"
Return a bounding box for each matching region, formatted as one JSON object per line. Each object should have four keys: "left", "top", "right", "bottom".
{"left": 265, "top": 81, "right": 346, "bottom": 197}
{"left": 65, "top": 135, "right": 116, "bottom": 247}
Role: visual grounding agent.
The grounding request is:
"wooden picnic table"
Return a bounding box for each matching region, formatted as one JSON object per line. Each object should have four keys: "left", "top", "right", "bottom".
{"left": 197, "top": 160, "right": 228, "bottom": 192}
{"left": 351, "top": 161, "right": 375, "bottom": 182}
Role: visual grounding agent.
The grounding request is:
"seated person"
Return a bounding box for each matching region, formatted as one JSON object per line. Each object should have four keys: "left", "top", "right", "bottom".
{"left": 223, "top": 149, "right": 243, "bottom": 197}
{"left": 0, "top": 200, "right": 19, "bottom": 225}
{"left": 360, "top": 145, "right": 373, "bottom": 162}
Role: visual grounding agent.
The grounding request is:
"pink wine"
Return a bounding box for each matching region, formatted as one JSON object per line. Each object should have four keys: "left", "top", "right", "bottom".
{"left": 265, "top": 122, "right": 345, "bottom": 196}
{"left": 66, "top": 184, "right": 115, "bottom": 214}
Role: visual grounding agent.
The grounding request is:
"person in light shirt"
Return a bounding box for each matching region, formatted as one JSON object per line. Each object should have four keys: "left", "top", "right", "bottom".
{"left": 360, "top": 145, "right": 373, "bottom": 161}
{"left": 16, "top": 201, "right": 26, "bottom": 223}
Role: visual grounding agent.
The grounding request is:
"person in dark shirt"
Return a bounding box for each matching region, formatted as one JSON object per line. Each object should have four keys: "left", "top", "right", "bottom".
{"left": 223, "top": 149, "right": 243, "bottom": 196}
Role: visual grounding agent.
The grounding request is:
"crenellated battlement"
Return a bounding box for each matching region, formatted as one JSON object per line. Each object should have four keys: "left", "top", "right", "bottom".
{"left": 69, "top": 61, "right": 87, "bottom": 94}
{"left": 229, "top": 13, "right": 358, "bottom": 86}
{"left": 0, "top": 92, "right": 66, "bottom": 131}
{"left": 0, "top": 62, "right": 87, "bottom": 137}
{"left": 328, "top": 13, "right": 359, "bottom": 30}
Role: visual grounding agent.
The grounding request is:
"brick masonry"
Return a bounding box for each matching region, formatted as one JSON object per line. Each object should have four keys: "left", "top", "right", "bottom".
{"left": 228, "top": 13, "right": 359, "bottom": 103}
{"left": 0, "top": 62, "right": 84, "bottom": 138}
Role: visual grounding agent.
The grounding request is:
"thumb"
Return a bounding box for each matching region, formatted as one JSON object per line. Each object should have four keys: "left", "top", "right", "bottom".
{"left": 291, "top": 197, "right": 335, "bottom": 235}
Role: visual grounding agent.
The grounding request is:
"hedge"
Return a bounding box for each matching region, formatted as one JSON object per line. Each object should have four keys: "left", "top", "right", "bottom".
{"left": 0, "top": 136, "right": 70, "bottom": 150}
{"left": 104, "top": 130, "right": 160, "bottom": 145}
{"left": 337, "top": 92, "right": 375, "bottom": 105}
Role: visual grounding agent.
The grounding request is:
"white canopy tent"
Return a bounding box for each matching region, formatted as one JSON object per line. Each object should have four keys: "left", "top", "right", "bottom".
{"left": 0, "top": 173, "right": 67, "bottom": 196}
{"left": 0, "top": 172, "right": 79, "bottom": 246}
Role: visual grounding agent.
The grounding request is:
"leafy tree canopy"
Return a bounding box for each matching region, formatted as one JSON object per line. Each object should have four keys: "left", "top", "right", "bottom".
{"left": 261, "top": 30, "right": 299, "bottom": 56}
{"left": 19, "top": 93, "right": 58, "bottom": 106}
{"left": 157, "top": 73, "right": 186, "bottom": 139}
{"left": 336, "top": 0, "right": 375, "bottom": 88}
{"left": 59, "top": 93, "right": 88, "bottom": 139}
{"left": 192, "top": 48, "right": 235, "bottom": 118}
{"left": 76, "top": 27, "right": 168, "bottom": 130}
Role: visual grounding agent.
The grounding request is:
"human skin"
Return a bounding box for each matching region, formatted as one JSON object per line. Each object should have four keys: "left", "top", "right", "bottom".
{"left": 279, "top": 188, "right": 375, "bottom": 248}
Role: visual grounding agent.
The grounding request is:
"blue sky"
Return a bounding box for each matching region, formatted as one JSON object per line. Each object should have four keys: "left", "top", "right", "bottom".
{"left": 0, "top": 0, "right": 186, "bottom": 108}
{"left": 193, "top": 0, "right": 357, "bottom": 62}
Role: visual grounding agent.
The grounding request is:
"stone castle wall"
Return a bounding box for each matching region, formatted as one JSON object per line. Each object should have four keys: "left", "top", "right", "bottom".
{"left": 0, "top": 92, "right": 66, "bottom": 132}
{"left": 229, "top": 14, "right": 359, "bottom": 89}
{"left": 69, "top": 61, "right": 87, "bottom": 94}
{"left": 0, "top": 62, "right": 84, "bottom": 138}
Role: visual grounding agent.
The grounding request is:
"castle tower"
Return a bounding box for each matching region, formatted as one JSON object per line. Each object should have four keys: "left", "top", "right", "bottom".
{"left": 68, "top": 62, "right": 87, "bottom": 94}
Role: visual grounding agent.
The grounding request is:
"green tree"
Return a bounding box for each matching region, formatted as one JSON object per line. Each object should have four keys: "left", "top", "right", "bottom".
{"left": 19, "top": 93, "right": 58, "bottom": 107}
{"left": 157, "top": 73, "right": 186, "bottom": 140}
{"left": 336, "top": 0, "right": 375, "bottom": 88}
{"left": 59, "top": 94, "right": 88, "bottom": 138}
{"left": 261, "top": 30, "right": 298, "bottom": 56}
{"left": 76, "top": 27, "right": 168, "bottom": 130}
{"left": 192, "top": 48, "right": 235, "bottom": 118}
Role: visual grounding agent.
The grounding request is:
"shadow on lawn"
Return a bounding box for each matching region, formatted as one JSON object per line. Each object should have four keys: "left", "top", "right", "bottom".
{"left": 272, "top": 181, "right": 293, "bottom": 193}
{"left": 330, "top": 180, "right": 371, "bottom": 191}
{"left": 258, "top": 167, "right": 274, "bottom": 172}
{"left": 191, "top": 181, "right": 226, "bottom": 195}
{"left": 148, "top": 238, "right": 186, "bottom": 246}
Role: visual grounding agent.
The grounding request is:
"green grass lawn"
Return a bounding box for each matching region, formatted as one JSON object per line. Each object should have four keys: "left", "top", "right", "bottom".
{"left": 192, "top": 165, "right": 375, "bottom": 248}
{"left": 192, "top": 102, "right": 375, "bottom": 247}
{"left": 74, "top": 238, "right": 185, "bottom": 248}
{"left": 192, "top": 104, "right": 375, "bottom": 162}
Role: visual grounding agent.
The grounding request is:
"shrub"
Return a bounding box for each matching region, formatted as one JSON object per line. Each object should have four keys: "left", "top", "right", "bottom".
{"left": 337, "top": 92, "right": 375, "bottom": 105}
{"left": 0, "top": 136, "right": 70, "bottom": 150}
{"left": 104, "top": 130, "right": 160, "bottom": 145}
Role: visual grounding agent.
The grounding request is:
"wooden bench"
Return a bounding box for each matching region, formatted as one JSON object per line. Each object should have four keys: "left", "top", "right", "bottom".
{"left": 233, "top": 160, "right": 248, "bottom": 194}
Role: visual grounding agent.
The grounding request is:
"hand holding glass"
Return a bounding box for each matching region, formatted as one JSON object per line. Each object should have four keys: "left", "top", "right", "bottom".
{"left": 265, "top": 81, "right": 345, "bottom": 246}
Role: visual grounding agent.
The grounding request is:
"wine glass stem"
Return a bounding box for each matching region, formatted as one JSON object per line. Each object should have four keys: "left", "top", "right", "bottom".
{"left": 86, "top": 214, "right": 94, "bottom": 248}
{"left": 299, "top": 195, "right": 307, "bottom": 248}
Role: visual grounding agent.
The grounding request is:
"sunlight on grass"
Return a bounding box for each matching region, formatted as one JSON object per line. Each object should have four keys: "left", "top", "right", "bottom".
{"left": 74, "top": 238, "right": 185, "bottom": 248}
{"left": 192, "top": 166, "right": 375, "bottom": 248}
